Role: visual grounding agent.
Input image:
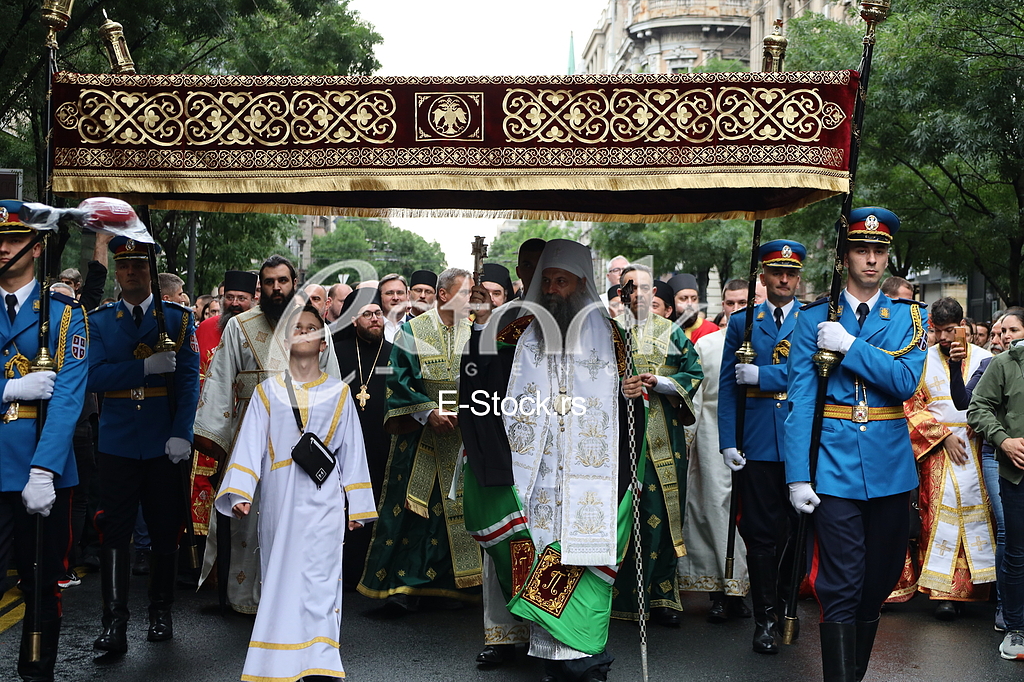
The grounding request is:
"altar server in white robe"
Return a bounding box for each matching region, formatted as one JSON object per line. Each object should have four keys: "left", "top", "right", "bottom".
{"left": 216, "top": 304, "right": 377, "bottom": 682}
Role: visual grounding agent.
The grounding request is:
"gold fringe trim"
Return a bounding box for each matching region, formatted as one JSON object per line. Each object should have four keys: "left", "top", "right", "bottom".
{"left": 51, "top": 166, "right": 847, "bottom": 193}
{"left": 53, "top": 172, "right": 847, "bottom": 224}
{"left": 455, "top": 573, "right": 484, "bottom": 589}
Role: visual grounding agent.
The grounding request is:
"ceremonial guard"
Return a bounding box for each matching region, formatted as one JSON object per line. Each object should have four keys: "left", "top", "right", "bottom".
{"left": 718, "top": 240, "right": 805, "bottom": 653}
{"left": 0, "top": 201, "right": 88, "bottom": 682}
{"left": 784, "top": 209, "right": 926, "bottom": 681}
{"left": 611, "top": 265, "right": 702, "bottom": 627}
{"left": 88, "top": 237, "right": 200, "bottom": 655}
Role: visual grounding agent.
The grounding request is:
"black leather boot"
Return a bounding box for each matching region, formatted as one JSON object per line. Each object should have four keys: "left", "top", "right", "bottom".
{"left": 854, "top": 618, "right": 880, "bottom": 681}
{"left": 476, "top": 643, "right": 516, "bottom": 667}
{"left": 707, "top": 591, "right": 728, "bottom": 623}
{"left": 820, "top": 622, "right": 857, "bottom": 682}
{"left": 18, "top": 616, "right": 61, "bottom": 682}
{"left": 147, "top": 550, "right": 177, "bottom": 642}
{"left": 747, "top": 554, "right": 780, "bottom": 655}
{"left": 94, "top": 547, "right": 130, "bottom": 654}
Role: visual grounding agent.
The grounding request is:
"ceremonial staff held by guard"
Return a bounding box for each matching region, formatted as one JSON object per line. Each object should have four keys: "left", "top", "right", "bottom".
{"left": 720, "top": 239, "right": 807, "bottom": 655}
{"left": 87, "top": 229, "right": 200, "bottom": 656}
{"left": 0, "top": 200, "right": 88, "bottom": 682}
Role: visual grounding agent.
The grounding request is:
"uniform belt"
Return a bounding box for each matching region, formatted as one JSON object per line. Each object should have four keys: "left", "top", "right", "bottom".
{"left": 822, "top": 404, "right": 904, "bottom": 421}
{"left": 745, "top": 388, "right": 787, "bottom": 400}
{"left": 2, "top": 404, "right": 38, "bottom": 423}
{"left": 103, "top": 387, "right": 168, "bottom": 400}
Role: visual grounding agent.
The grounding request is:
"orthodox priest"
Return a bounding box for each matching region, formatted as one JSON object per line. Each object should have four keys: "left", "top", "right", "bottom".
{"left": 611, "top": 264, "right": 701, "bottom": 628}
{"left": 460, "top": 239, "right": 645, "bottom": 682}
{"left": 904, "top": 296, "right": 995, "bottom": 616}
{"left": 216, "top": 304, "right": 376, "bottom": 682}
{"left": 191, "top": 269, "right": 257, "bottom": 537}
{"left": 333, "top": 290, "right": 393, "bottom": 589}
{"left": 194, "top": 255, "right": 340, "bottom": 613}
{"left": 357, "top": 268, "right": 483, "bottom": 611}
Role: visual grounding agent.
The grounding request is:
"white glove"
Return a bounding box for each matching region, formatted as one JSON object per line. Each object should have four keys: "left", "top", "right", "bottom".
{"left": 789, "top": 482, "right": 821, "bottom": 514}
{"left": 22, "top": 468, "right": 56, "bottom": 516}
{"left": 722, "top": 448, "right": 746, "bottom": 471}
{"left": 735, "top": 364, "right": 759, "bottom": 385}
{"left": 817, "top": 321, "right": 856, "bottom": 354}
{"left": 165, "top": 437, "right": 192, "bottom": 464}
{"left": 144, "top": 351, "right": 176, "bottom": 375}
{"left": 3, "top": 371, "right": 56, "bottom": 402}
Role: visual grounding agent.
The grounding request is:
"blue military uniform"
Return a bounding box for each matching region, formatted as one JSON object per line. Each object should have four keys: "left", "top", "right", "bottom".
{"left": 0, "top": 200, "right": 88, "bottom": 681}
{"left": 88, "top": 298, "right": 199, "bottom": 459}
{"left": 88, "top": 236, "right": 200, "bottom": 654}
{"left": 718, "top": 238, "right": 805, "bottom": 653}
{"left": 782, "top": 207, "right": 927, "bottom": 681}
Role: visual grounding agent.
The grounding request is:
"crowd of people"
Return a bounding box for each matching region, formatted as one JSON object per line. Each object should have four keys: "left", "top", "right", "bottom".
{"left": 1, "top": 197, "right": 1023, "bottom": 682}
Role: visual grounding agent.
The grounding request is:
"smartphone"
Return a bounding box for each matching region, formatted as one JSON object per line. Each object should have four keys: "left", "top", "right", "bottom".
{"left": 954, "top": 325, "right": 968, "bottom": 349}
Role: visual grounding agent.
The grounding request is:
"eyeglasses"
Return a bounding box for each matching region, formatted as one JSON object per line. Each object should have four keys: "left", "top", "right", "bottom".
{"left": 359, "top": 310, "right": 384, "bottom": 319}
{"left": 608, "top": 267, "right": 624, "bottom": 274}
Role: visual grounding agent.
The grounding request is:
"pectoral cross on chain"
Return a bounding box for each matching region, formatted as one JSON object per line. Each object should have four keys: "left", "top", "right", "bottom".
{"left": 356, "top": 385, "right": 371, "bottom": 409}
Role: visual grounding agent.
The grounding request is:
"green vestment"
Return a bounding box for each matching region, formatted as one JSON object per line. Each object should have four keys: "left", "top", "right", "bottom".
{"left": 611, "top": 313, "right": 703, "bottom": 619}
{"left": 358, "top": 309, "right": 482, "bottom": 600}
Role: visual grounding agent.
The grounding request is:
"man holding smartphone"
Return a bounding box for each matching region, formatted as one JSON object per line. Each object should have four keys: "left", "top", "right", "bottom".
{"left": 903, "top": 297, "right": 996, "bottom": 619}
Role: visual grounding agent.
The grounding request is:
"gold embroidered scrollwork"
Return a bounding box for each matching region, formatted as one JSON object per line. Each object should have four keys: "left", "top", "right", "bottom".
{"left": 57, "top": 88, "right": 397, "bottom": 146}
{"left": 502, "top": 86, "right": 846, "bottom": 145}
{"left": 716, "top": 88, "right": 845, "bottom": 142}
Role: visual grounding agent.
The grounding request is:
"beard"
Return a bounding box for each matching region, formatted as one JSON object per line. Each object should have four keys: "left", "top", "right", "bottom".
{"left": 535, "top": 287, "right": 590, "bottom": 354}
{"left": 217, "top": 304, "right": 244, "bottom": 333}
{"left": 355, "top": 323, "right": 383, "bottom": 344}
{"left": 261, "top": 289, "right": 295, "bottom": 329}
{"left": 677, "top": 306, "right": 698, "bottom": 329}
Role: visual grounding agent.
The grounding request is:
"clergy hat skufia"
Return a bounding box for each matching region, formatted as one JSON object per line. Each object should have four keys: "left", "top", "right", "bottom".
{"left": 409, "top": 270, "right": 437, "bottom": 289}
{"left": 223, "top": 270, "right": 258, "bottom": 295}
{"left": 668, "top": 273, "right": 698, "bottom": 294}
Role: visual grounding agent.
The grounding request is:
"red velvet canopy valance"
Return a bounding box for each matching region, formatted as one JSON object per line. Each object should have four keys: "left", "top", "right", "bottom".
{"left": 50, "top": 71, "right": 858, "bottom": 222}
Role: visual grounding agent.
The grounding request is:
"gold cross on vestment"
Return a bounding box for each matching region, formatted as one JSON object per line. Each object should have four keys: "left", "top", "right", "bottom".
{"left": 356, "top": 385, "right": 371, "bottom": 409}
{"left": 936, "top": 539, "right": 954, "bottom": 557}
{"left": 925, "top": 375, "right": 945, "bottom": 396}
{"left": 971, "top": 536, "right": 987, "bottom": 552}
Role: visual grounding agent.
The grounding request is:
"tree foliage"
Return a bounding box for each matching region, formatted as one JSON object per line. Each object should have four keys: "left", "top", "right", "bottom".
{"left": 1, "top": 0, "right": 381, "bottom": 294}
{"left": 309, "top": 218, "right": 447, "bottom": 283}
{"left": 785, "top": 2, "right": 1024, "bottom": 304}
{"left": 485, "top": 221, "right": 581, "bottom": 272}
{"left": 588, "top": 220, "right": 752, "bottom": 295}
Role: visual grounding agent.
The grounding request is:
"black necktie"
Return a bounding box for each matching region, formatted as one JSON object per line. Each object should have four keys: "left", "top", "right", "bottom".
{"left": 133, "top": 305, "right": 144, "bottom": 328}
{"left": 857, "top": 302, "right": 869, "bottom": 328}
{"left": 5, "top": 294, "right": 17, "bottom": 323}
{"left": 774, "top": 307, "right": 783, "bottom": 331}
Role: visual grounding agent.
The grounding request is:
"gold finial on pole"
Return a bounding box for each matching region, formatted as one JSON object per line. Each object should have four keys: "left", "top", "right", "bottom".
{"left": 41, "top": 0, "right": 75, "bottom": 49}
{"left": 99, "top": 10, "right": 136, "bottom": 74}
{"left": 859, "top": 0, "right": 893, "bottom": 42}
{"left": 762, "top": 19, "right": 788, "bottom": 72}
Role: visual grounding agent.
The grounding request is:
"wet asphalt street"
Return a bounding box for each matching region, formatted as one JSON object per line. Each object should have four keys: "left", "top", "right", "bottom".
{"left": 0, "top": 565, "right": 1019, "bottom": 681}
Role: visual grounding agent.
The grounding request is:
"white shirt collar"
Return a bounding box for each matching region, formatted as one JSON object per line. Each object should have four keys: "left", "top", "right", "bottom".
{"left": 2, "top": 279, "right": 37, "bottom": 317}
{"left": 843, "top": 288, "right": 881, "bottom": 313}
{"left": 764, "top": 298, "right": 795, "bottom": 320}
{"left": 124, "top": 294, "right": 154, "bottom": 319}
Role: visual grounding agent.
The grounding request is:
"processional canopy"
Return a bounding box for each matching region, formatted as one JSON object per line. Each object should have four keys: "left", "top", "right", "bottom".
{"left": 50, "top": 71, "right": 858, "bottom": 222}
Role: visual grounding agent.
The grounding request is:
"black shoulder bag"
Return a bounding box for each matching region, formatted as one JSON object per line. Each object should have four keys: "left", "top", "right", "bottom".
{"left": 284, "top": 375, "right": 336, "bottom": 488}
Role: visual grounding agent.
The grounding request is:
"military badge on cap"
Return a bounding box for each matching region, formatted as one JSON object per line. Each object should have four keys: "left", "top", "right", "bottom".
{"left": 759, "top": 239, "right": 806, "bottom": 269}
{"left": 0, "top": 199, "right": 36, "bottom": 235}
{"left": 845, "top": 207, "right": 900, "bottom": 244}
{"left": 109, "top": 235, "right": 155, "bottom": 261}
